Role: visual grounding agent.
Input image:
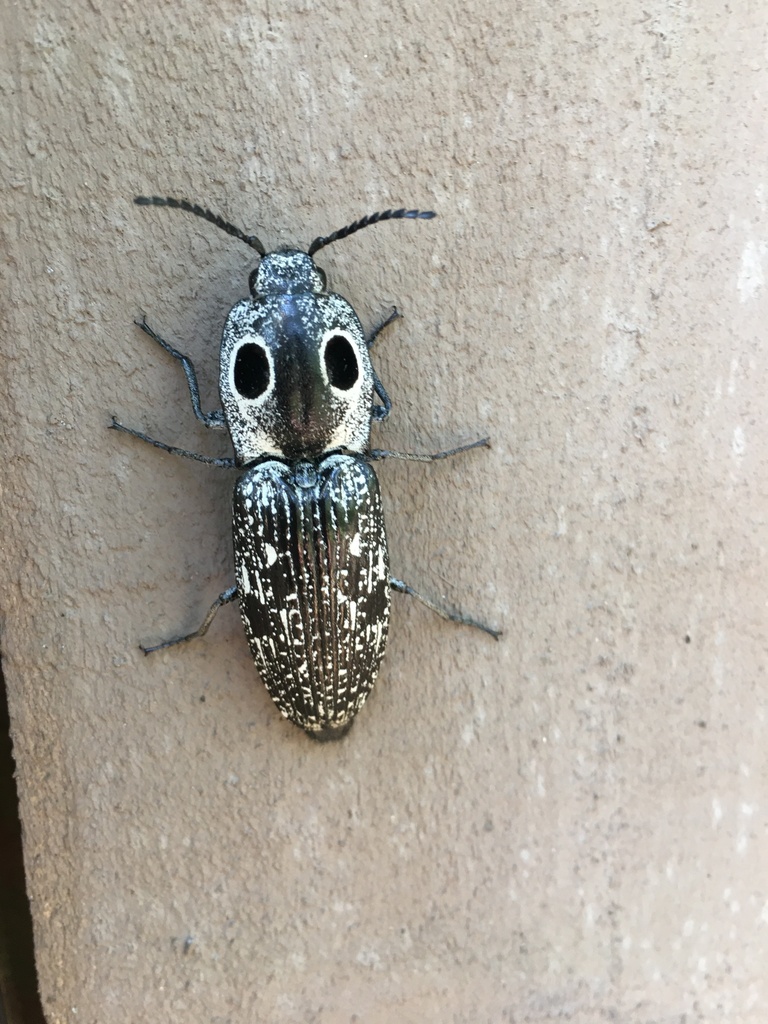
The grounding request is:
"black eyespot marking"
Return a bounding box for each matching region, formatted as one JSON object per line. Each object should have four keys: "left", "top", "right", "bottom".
{"left": 235, "top": 343, "right": 270, "bottom": 399}
{"left": 324, "top": 334, "right": 358, "bottom": 391}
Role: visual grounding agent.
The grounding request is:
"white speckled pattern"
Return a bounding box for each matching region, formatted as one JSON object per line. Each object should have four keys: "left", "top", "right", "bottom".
{"left": 233, "top": 456, "right": 390, "bottom": 735}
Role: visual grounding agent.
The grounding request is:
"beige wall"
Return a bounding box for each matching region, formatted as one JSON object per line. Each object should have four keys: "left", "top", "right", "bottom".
{"left": 1, "top": 1, "right": 767, "bottom": 1021}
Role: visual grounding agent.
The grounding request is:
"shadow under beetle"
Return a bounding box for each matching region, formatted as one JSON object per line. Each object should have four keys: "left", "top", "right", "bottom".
{"left": 113, "top": 195, "right": 500, "bottom": 741}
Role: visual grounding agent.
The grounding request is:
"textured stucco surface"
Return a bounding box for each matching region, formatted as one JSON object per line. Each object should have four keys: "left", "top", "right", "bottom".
{"left": 1, "top": 2, "right": 767, "bottom": 1021}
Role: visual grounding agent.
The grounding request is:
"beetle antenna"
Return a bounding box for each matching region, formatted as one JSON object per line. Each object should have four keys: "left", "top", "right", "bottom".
{"left": 307, "top": 208, "right": 436, "bottom": 257}
{"left": 134, "top": 196, "right": 267, "bottom": 256}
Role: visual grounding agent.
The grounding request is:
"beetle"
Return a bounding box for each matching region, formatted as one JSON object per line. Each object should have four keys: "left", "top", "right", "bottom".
{"left": 112, "top": 195, "right": 499, "bottom": 740}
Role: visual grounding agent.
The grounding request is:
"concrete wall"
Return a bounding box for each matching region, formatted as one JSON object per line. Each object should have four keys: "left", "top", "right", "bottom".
{"left": 2, "top": 1, "right": 766, "bottom": 1021}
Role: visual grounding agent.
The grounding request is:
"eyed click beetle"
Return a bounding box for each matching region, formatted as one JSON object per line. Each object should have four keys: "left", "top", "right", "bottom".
{"left": 112, "top": 195, "right": 499, "bottom": 740}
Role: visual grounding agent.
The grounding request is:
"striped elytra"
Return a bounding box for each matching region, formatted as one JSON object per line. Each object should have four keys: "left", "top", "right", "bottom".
{"left": 233, "top": 456, "right": 389, "bottom": 739}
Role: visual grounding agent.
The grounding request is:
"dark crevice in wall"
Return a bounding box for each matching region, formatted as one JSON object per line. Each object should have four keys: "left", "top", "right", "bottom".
{"left": 0, "top": 659, "right": 46, "bottom": 1024}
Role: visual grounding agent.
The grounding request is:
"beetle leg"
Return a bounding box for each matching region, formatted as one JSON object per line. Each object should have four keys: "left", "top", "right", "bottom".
{"left": 366, "top": 306, "right": 401, "bottom": 349}
{"left": 367, "top": 307, "right": 400, "bottom": 421}
{"left": 140, "top": 586, "right": 239, "bottom": 654}
{"left": 135, "top": 317, "right": 227, "bottom": 429}
{"left": 371, "top": 375, "right": 392, "bottom": 421}
{"left": 110, "top": 417, "right": 236, "bottom": 468}
{"left": 369, "top": 437, "right": 490, "bottom": 462}
{"left": 390, "top": 578, "right": 501, "bottom": 639}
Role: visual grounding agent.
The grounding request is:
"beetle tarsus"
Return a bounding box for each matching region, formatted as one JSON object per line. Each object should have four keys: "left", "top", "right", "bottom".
{"left": 141, "top": 586, "right": 239, "bottom": 654}
{"left": 367, "top": 306, "right": 401, "bottom": 349}
{"left": 390, "top": 577, "right": 501, "bottom": 640}
{"left": 369, "top": 437, "right": 491, "bottom": 463}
